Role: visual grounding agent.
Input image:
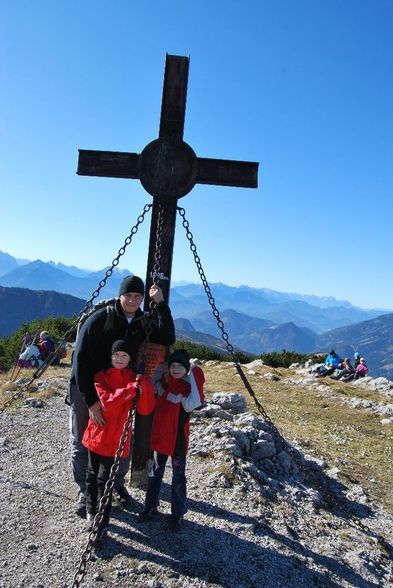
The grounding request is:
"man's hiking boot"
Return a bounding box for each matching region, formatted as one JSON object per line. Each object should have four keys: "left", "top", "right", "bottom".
{"left": 113, "top": 485, "right": 132, "bottom": 506}
{"left": 74, "top": 492, "right": 86, "bottom": 518}
{"left": 84, "top": 513, "right": 95, "bottom": 533}
{"left": 167, "top": 515, "right": 183, "bottom": 532}
{"left": 138, "top": 509, "right": 158, "bottom": 523}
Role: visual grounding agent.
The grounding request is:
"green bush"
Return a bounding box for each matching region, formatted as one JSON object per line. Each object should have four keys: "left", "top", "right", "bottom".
{"left": 260, "top": 349, "right": 310, "bottom": 368}
{"left": 0, "top": 322, "right": 321, "bottom": 375}
{"left": 231, "top": 351, "right": 257, "bottom": 364}
{"left": 170, "top": 340, "right": 256, "bottom": 364}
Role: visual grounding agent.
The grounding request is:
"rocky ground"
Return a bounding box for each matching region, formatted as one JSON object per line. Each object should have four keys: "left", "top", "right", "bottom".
{"left": 1, "top": 368, "right": 393, "bottom": 588}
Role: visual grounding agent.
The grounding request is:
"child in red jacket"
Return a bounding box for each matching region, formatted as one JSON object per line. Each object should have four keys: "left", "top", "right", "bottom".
{"left": 139, "top": 349, "right": 205, "bottom": 530}
{"left": 82, "top": 339, "right": 155, "bottom": 540}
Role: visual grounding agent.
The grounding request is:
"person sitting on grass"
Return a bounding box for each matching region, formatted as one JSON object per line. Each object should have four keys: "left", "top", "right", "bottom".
{"left": 82, "top": 339, "right": 155, "bottom": 543}
{"left": 354, "top": 357, "right": 369, "bottom": 380}
{"left": 331, "top": 357, "right": 355, "bottom": 381}
{"left": 316, "top": 349, "right": 342, "bottom": 378}
{"left": 38, "top": 331, "right": 55, "bottom": 359}
{"left": 138, "top": 349, "right": 205, "bottom": 531}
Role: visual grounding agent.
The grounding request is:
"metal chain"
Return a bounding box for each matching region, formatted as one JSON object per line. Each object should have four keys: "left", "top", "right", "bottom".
{"left": 177, "top": 206, "right": 285, "bottom": 436}
{"left": 177, "top": 205, "right": 392, "bottom": 561}
{"left": 151, "top": 202, "right": 164, "bottom": 288}
{"left": 0, "top": 204, "right": 152, "bottom": 413}
{"left": 71, "top": 391, "right": 139, "bottom": 588}
{"left": 86, "top": 202, "right": 152, "bottom": 310}
{"left": 176, "top": 207, "right": 234, "bottom": 353}
{"left": 1, "top": 348, "right": 65, "bottom": 412}
{"left": 138, "top": 202, "right": 165, "bottom": 373}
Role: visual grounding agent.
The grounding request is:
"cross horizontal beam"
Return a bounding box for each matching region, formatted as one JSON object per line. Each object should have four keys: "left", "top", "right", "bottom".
{"left": 77, "top": 150, "right": 258, "bottom": 189}
{"left": 77, "top": 150, "right": 139, "bottom": 179}
{"left": 196, "top": 157, "right": 258, "bottom": 188}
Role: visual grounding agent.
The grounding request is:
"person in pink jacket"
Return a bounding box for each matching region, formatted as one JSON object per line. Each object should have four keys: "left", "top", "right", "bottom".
{"left": 138, "top": 349, "right": 205, "bottom": 530}
{"left": 82, "top": 339, "right": 155, "bottom": 541}
{"left": 354, "top": 357, "right": 369, "bottom": 380}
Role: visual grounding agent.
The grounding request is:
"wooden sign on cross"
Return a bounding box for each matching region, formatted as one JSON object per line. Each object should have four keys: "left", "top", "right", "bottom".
{"left": 77, "top": 54, "right": 259, "bottom": 304}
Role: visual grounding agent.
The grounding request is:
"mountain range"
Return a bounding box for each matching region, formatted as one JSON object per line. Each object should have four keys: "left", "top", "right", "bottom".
{"left": 1, "top": 251, "right": 392, "bottom": 379}
{"left": 0, "top": 252, "right": 386, "bottom": 330}
{"left": 0, "top": 286, "right": 85, "bottom": 337}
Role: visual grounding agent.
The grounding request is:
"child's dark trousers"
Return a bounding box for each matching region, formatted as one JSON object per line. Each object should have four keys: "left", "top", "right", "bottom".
{"left": 144, "top": 451, "right": 187, "bottom": 517}
{"left": 85, "top": 450, "right": 114, "bottom": 527}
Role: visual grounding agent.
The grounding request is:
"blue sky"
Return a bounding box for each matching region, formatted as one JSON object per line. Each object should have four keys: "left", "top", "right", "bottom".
{"left": 1, "top": 1, "right": 392, "bottom": 310}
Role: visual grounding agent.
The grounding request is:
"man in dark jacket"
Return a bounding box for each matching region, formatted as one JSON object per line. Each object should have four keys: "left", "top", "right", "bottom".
{"left": 69, "top": 275, "right": 175, "bottom": 517}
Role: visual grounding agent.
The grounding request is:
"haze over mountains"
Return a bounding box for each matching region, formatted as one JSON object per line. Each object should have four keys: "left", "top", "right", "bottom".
{"left": 1, "top": 251, "right": 392, "bottom": 379}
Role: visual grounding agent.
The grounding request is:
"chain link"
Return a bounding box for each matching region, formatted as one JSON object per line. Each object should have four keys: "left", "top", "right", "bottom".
{"left": 177, "top": 205, "right": 392, "bottom": 561}
{"left": 0, "top": 204, "right": 152, "bottom": 413}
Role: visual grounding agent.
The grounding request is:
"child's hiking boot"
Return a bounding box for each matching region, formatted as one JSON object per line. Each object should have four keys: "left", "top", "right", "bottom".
{"left": 167, "top": 515, "right": 183, "bottom": 531}
{"left": 138, "top": 508, "right": 158, "bottom": 522}
{"left": 113, "top": 485, "right": 132, "bottom": 506}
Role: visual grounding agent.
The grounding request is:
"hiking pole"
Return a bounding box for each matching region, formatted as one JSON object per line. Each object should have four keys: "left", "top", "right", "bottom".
{"left": 0, "top": 340, "right": 73, "bottom": 411}
{"left": 9, "top": 338, "right": 26, "bottom": 381}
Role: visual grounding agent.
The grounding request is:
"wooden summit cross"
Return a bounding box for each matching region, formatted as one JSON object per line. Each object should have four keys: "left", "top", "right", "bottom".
{"left": 77, "top": 54, "right": 259, "bottom": 303}
{"left": 77, "top": 54, "right": 259, "bottom": 472}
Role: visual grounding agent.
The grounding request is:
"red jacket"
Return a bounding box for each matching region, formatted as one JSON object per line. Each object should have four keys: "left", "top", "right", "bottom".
{"left": 150, "top": 365, "right": 205, "bottom": 456}
{"left": 82, "top": 367, "right": 155, "bottom": 458}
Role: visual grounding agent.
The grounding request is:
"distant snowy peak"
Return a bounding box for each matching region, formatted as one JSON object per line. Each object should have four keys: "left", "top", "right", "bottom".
{"left": 0, "top": 251, "right": 391, "bottom": 316}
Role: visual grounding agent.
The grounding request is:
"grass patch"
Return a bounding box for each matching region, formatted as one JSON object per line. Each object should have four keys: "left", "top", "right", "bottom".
{"left": 328, "top": 379, "right": 393, "bottom": 405}
{"left": 0, "top": 362, "right": 72, "bottom": 409}
{"left": 204, "top": 362, "right": 393, "bottom": 514}
{"left": 209, "top": 461, "right": 238, "bottom": 485}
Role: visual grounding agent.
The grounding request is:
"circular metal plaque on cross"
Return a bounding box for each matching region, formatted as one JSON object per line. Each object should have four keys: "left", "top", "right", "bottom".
{"left": 138, "top": 138, "right": 198, "bottom": 199}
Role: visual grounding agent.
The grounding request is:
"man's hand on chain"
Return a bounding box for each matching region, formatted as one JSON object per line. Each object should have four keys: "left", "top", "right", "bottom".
{"left": 149, "top": 284, "right": 164, "bottom": 304}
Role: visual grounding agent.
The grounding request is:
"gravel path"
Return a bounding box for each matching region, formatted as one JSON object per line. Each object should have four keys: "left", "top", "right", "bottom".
{"left": 1, "top": 376, "right": 392, "bottom": 588}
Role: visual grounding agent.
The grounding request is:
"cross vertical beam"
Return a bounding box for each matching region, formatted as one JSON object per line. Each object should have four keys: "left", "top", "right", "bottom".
{"left": 159, "top": 54, "right": 189, "bottom": 140}
{"left": 145, "top": 199, "right": 177, "bottom": 304}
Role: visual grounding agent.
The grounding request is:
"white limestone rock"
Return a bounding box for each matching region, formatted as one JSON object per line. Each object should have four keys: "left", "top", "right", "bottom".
{"left": 211, "top": 392, "right": 247, "bottom": 412}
